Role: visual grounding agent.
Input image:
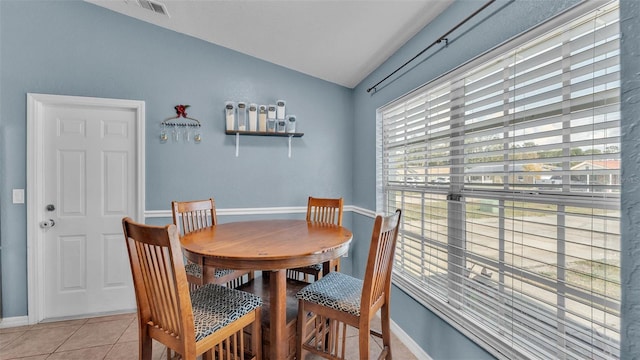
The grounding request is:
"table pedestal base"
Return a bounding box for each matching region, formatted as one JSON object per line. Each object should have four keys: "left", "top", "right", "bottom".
{"left": 236, "top": 273, "right": 309, "bottom": 360}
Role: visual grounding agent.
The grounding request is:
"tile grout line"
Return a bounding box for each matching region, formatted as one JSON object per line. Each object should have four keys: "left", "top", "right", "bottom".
{"left": 47, "top": 316, "right": 137, "bottom": 360}
{"left": 49, "top": 318, "right": 90, "bottom": 357}
{"left": 105, "top": 316, "right": 138, "bottom": 359}
{"left": 0, "top": 320, "right": 89, "bottom": 360}
{"left": 0, "top": 330, "right": 25, "bottom": 351}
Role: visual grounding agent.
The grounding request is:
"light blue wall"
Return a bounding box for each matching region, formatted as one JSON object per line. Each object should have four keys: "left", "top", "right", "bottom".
{"left": 3, "top": 0, "right": 639, "bottom": 359}
{"left": 0, "top": 0, "right": 353, "bottom": 317}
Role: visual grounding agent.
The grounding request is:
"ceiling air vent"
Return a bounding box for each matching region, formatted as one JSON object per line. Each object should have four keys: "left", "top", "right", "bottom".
{"left": 136, "top": 0, "right": 169, "bottom": 16}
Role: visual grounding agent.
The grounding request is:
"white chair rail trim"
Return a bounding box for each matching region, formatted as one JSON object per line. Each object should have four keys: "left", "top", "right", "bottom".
{"left": 145, "top": 205, "right": 376, "bottom": 218}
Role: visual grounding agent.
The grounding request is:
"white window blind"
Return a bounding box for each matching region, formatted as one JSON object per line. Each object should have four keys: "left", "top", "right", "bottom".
{"left": 379, "top": 2, "right": 620, "bottom": 359}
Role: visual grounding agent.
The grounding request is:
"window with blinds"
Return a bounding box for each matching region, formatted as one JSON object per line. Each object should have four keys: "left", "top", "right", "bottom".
{"left": 378, "top": 1, "right": 620, "bottom": 359}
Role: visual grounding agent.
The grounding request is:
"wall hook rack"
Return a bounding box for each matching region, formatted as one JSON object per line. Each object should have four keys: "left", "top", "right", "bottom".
{"left": 160, "top": 105, "right": 202, "bottom": 143}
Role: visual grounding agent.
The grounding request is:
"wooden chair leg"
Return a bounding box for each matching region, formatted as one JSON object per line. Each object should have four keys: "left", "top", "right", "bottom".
{"left": 251, "top": 308, "right": 262, "bottom": 360}
{"left": 140, "top": 329, "right": 153, "bottom": 360}
{"left": 359, "top": 322, "right": 371, "bottom": 360}
{"left": 297, "top": 299, "right": 305, "bottom": 360}
{"left": 201, "top": 349, "right": 213, "bottom": 360}
{"left": 381, "top": 305, "right": 392, "bottom": 359}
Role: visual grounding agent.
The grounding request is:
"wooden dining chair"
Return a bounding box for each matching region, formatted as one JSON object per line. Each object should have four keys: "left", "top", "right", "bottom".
{"left": 172, "top": 198, "right": 253, "bottom": 290}
{"left": 296, "top": 209, "right": 402, "bottom": 360}
{"left": 287, "top": 196, "right": 344, "bottom": 283}
{"left": 121, "top": 217, "right": 262, "bottom": 360}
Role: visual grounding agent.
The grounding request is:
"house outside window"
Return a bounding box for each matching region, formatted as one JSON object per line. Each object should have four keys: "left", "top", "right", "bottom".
{"left": 378, "top": 1, "right": 620, "bottom": 358}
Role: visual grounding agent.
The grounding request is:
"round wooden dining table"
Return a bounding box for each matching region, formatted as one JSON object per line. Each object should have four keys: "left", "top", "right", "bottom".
{"left": 180, "top": 219, "right": 353, "bottom": 360}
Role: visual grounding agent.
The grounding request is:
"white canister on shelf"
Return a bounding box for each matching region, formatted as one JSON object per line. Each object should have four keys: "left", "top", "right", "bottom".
{"left": 267, "top": 104, "right": 277, "bottom": 133}
{"left": 276, "top": 100, "right": 286, "bottom": 120}
{"left": 237, "top": 102, "right": 247, "bottom": 131}
{"left": 267, "top": 118, "right": 276, "bottom": 133}
{"left": 225, "top": 101, "right": 235, "bottom": 131}
{"left": 267, "top": 104, "right": 276, "bottom": 119}
{"left": 277, "top": 119, "right": 286, "bottom": 133}
{"left": 248, "top": 103, "right": 258, "bottom": 131}
{"left": 258, "top": 105, "right": 267, "bottom": 132}
{"left": 287, "top": 115, "right": 296, "bottom": 133}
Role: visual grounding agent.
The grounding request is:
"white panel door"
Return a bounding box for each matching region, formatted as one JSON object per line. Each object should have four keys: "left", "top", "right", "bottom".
{"left": 42, "top": 103, "right": 137, "bottom": 319}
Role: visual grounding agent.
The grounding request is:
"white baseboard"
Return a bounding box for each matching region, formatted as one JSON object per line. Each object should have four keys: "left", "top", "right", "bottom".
{"left": 0, "top": 316, "right": 29, "bottom": 328}
{"left": 391, "top": 318, "right": 432, "bottom": 360}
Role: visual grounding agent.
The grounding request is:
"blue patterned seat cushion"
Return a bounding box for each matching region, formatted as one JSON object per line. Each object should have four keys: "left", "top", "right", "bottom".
{"left": 185, "top": 263, "right": 236, "bottom": 279}
{"left": 296, "top": 272, "right": 362, "bottom": 317}
{"left": 190, "top": 284, "right": 262, "bottom": 341}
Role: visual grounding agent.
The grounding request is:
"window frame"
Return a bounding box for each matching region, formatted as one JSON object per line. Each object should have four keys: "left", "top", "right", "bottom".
{"left": 377, "top": 1, "right": 620, "bottom": 358}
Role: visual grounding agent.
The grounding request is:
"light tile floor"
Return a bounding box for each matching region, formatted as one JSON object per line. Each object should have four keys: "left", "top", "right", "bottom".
{"left": 0, "top": 312, "right": 418, "bottom": 359}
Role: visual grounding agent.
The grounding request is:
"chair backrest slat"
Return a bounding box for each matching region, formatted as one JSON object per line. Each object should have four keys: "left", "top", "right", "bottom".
{"left": 144, "top": 244, "right": 174, "bottom": 331}
{"left": 122, "top": 218, "right": 195, "bottom": 352}
{"left": 172, "top": 198, "right": 217, "bottom": 236}
{"left": 361, "top": 209, "right": 402, "bottom": 316}
{"left": 306, "top": 196, "right": 343, "bottom": 226}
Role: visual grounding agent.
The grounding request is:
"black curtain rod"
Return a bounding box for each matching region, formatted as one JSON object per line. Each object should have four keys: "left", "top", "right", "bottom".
{"left": 366, "top": 0, "right": 496, "bottom": 93}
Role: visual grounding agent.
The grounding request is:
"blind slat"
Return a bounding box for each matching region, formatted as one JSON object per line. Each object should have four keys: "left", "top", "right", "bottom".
{"left": 381, "top": 2, "right": 620, "bottom": 359}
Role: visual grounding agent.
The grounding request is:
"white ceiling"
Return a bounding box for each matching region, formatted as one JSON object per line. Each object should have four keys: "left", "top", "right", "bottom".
{"left": 85, "top": 0, "right": 453, "bottom": 88}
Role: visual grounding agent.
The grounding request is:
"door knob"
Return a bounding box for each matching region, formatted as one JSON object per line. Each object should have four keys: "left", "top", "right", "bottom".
{"left": 46, "top": 204, "right": 55, "bottom": 211}
{"left": 40, "top": 219, "right": 56, "bottom": 228}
